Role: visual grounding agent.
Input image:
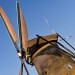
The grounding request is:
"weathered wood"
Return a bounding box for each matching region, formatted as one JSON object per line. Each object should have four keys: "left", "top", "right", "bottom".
{"left": 28, "top": 34, "right": 58, "bottom": 56}
{"left": 32, "top": 46, "right": 75, "bottom": 75}
{"left": 28, "top": 34, "right": 58, "bottom": 47}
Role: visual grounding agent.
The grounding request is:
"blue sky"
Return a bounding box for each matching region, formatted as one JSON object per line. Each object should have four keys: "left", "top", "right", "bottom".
{"left": 0, "top": 0, "right": 75, "bottom": 75}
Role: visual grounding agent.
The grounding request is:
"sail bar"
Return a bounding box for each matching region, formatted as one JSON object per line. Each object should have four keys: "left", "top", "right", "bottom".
{"left": 0, "top": 7, "right": 18, "bottom": 43}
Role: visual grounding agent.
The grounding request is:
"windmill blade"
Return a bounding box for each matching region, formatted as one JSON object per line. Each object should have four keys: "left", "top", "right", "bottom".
{"left": 0, "top": 7, "right": 18, "bottom": 43}
{"left": 19, "top": 60, "right": 30, "bottom": 75}
{"left": 19, "top": 62, "right": 23, "bottom": 75}
{"left": 17, "top": 2, "right": 28, "bottom": 52}
{"left": 23, "top": 62, "right": 30, "bottom": 75}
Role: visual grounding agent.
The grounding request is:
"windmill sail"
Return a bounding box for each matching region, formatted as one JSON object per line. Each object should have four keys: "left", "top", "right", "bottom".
{"left": 0, "top": 7, "right": 18, "bottom": 43}
{"left": 17, "top": 3, "right": 28, "bottom": 52}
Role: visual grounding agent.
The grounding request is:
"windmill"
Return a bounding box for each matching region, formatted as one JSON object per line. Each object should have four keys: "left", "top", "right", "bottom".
{"left": 0, "top": 2, "right": 75, "bottom": 75}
